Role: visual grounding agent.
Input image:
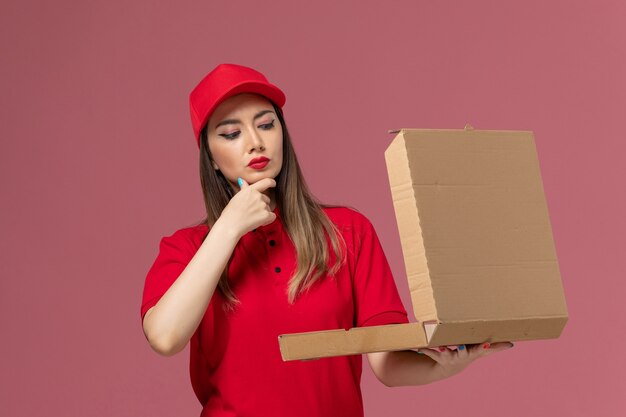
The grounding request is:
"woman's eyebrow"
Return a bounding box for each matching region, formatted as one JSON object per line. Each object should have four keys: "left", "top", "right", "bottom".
{"left": 215, "top": 110, "right": 275, "bottom": 129}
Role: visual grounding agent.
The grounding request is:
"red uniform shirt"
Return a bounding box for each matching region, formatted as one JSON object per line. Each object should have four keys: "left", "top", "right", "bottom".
{"left": 141, "top": 206, "right": 409, "bottom": 417}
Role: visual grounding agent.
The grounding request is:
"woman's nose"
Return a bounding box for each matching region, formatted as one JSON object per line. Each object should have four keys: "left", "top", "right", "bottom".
{"left": 246, "top": 126, "right": 265, "bottom": 151}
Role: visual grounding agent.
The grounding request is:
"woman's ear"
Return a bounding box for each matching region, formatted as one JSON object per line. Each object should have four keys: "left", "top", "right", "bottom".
{"left": 212, "top": 160, "right": 219, "bottom": 170}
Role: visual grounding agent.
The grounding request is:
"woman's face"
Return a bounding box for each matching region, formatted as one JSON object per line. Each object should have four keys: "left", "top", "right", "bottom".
{"left": 206, "top": 93, "right": 283, "bottom": 190}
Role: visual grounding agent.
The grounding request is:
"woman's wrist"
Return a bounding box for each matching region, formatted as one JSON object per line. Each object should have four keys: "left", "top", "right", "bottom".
{"left": 210, "top": 217, "right": 243, "bottom": 244}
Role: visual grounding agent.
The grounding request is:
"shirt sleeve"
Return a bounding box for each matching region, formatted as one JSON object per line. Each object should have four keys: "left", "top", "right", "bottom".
{"left": 351, "top": 213, "right": 409, "bottom": 327}
{"left": 140, "top": 228, "right": 199, "bottom": 322}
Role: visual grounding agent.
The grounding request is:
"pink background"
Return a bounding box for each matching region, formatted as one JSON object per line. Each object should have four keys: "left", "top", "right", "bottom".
{"left": 1, "top": 0, "right": 624, "bottom": 416}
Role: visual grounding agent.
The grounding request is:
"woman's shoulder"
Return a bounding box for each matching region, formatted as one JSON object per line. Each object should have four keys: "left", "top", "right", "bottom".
{"left": 159, "top": 222, "right": 209, "bottom": 249}
{"left": 321, "top": 205, "right": 375, "bottom": 232}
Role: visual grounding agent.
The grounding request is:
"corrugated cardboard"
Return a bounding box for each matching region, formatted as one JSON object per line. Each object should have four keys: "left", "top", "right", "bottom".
{"left": 278, "top": 126, "right": 568, "bottom": 361}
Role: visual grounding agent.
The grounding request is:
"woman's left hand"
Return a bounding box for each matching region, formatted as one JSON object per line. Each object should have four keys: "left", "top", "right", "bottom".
{"left": 417, "top": 342, "right": 514, "bottom": 379}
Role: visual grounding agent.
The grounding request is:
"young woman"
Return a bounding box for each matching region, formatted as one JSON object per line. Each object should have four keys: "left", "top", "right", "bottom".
{"left": 140, "top": 63, "right": 512, "bottom": 417}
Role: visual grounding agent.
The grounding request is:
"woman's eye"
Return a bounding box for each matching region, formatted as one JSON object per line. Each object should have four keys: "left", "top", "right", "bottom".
{"left": 219, "top": 131, "right": 240, "bottom": 140}
{"left": 259, "top": 120, "right": 275, "bottom": 130}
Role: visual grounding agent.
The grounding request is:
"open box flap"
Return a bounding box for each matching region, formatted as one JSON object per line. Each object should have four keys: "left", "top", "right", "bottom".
{"left": 385, "top": 127, "right": 568, "bottom": 324}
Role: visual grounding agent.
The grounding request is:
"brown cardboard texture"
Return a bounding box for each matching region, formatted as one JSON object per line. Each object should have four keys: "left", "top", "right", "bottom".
{"left": 278, "top": 127, "right": 568, "bottom": 361}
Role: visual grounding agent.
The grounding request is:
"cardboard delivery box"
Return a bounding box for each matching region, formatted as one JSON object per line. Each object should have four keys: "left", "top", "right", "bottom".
{"left": 278, "top": 126, "right": 568, "bottom": 361}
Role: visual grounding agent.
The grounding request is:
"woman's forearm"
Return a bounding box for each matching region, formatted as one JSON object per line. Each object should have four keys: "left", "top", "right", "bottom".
{"left": 369, "top": 350, "right": 454, "bottom": 387}
{"left": 142, "top": 219, "right": 240, "bottom": 356}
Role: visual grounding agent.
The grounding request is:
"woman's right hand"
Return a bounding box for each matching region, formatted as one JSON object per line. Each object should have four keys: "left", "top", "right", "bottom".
{"left": 217, "top": 177, "right": 277, "bottom": 239}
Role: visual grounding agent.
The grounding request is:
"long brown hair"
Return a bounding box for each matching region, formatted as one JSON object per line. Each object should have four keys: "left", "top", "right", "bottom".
{"left": 196, "top": 100, "right": 346, "bottom": 309}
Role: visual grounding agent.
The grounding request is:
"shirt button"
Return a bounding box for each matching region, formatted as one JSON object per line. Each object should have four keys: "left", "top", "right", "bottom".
{"left": 274, "top": 267, "right": 281, "bottom": 273}
{"left": 269, "top": 239, "right": 275, "bottom": 247}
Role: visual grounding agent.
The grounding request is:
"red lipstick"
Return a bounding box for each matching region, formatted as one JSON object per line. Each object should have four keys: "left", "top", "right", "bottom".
{"left": 248, "top": 156, "right": 269, "bottom": 169}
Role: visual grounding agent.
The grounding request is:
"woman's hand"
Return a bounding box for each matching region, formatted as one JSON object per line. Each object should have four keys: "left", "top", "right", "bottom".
{"left": 216, "top": 177, "right": 277, "bottom": 239}
{"left": 418, "top": 342, "right": 515, "bottom": 379}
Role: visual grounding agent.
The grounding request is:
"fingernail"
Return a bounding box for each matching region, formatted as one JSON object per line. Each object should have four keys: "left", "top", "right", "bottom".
{"left": 438, "top": 347, "right": 446, "bottom": 352}
{"left": 237, "top": 177, "right": 243, "bottom": 187}
{"left": 483, "top": 343, "right": 491, "bottom": 349}
{"left": 458, "top": 345, "right": 465, "bottom": 351}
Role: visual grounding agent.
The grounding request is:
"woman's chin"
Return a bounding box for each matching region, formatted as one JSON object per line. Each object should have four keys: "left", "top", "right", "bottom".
{"left": 244, "top": 169, "right": 280, "bottom": 183}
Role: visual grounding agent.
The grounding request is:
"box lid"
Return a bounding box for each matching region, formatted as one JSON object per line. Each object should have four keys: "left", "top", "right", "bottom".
{"left": 384, "top": 127, "right": 568, "bottom": 326}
